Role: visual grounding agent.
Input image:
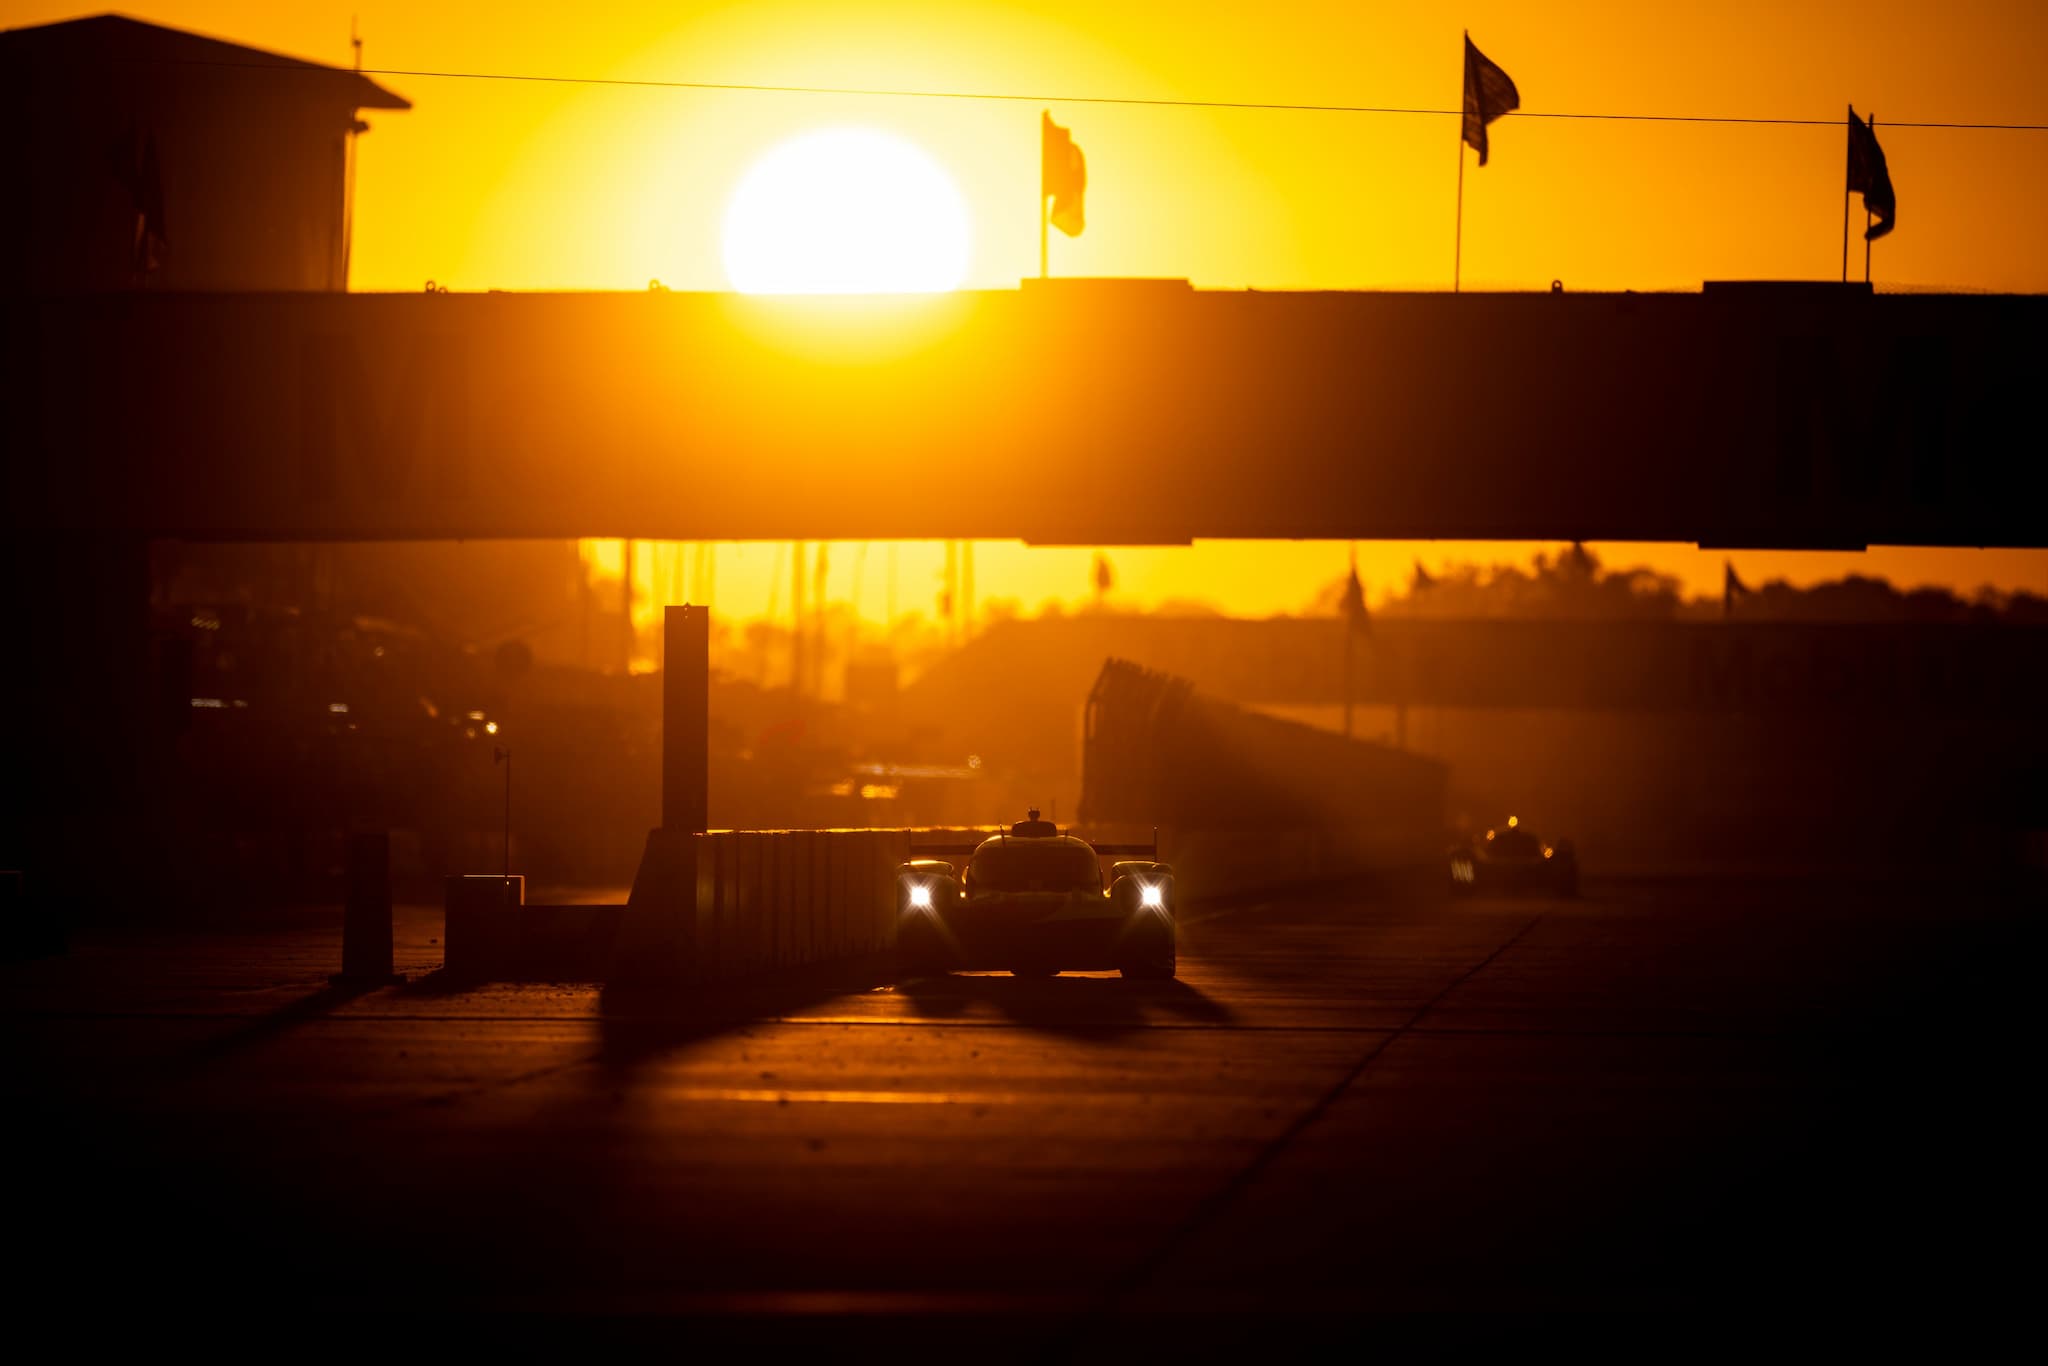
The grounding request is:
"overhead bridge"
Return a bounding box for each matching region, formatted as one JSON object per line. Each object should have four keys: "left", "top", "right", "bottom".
{"left": 4, "top": 279, "right": 2042, "bottom": 548}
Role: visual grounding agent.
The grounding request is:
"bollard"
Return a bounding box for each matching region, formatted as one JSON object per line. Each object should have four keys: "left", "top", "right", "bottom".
{"left": 332, "top": 832, "right": 404, "bottom": 987}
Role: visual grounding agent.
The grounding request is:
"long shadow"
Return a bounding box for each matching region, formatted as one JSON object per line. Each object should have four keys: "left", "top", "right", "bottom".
{"left": 162, "top": 979, "right": 387, "bottom": 1072}
{"left": 896, "top": 971, "right": 1235, "bottom": 1041}
{"left": 593, "top": 954, "right": 900, "bottom": 1071}
{"left": 593, "top": 958, "right": 1237, "bottom": 1070}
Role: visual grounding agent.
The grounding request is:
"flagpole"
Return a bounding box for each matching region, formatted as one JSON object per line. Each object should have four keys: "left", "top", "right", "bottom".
{"left": 1864, "top": 113, "right": 1875, "bottom": 285}
{"left": 1841, "top": 106, "right": 1851, "bottom": 285}
{"left": 1454, "top": 35, "right": 1466, "bottom": 294}
{"left": 1040, "top": 194, "right": 1049, "bottom": 281}
{"left": 1453, "top": 136, "right": 1465, "bottom": 294}
{"left": 1342, "top": 545, "right": 1355, "bottom": 740}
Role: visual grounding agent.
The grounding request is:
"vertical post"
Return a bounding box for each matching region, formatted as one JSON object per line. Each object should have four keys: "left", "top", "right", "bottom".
{"left": 1841, "top": 106, "right": 1852, "bottom": 285}
{"left": 1864, "top": 113, "right": 1875, "bottom": 285}
{"left": 1040, "top": 196, "right": 1049, "bottom": 280}
{"left": 663, "top": 605, "right": 710, "bottom": 834}
{"left": 620, "top": 537, "right": 636, "bottom": 673}
{"left": 1454, "top": 37, "right": 1466, "bottom": 295}
{"left": 1453, "top": 129, "right": 1465, "bottom": 293}
{"left": 333, "top": 830, "right": 401, "bottom": 986}
{"left": 342, "top": 16, "right": 362, "bottom": 292}
{"left": 944, "top": 541, "right": 958, "bottom": 646}
{"left": 500, "top": 750, "right": 511, "bottom": 879}
{"left": 1342, "top": 625, "right": 1354, "bottom": 740}
{"left": 962, "top": 541, "right": 975, "bottom": 638}
{"left": 579, "top": 561, "right": 591, "bottom": 668}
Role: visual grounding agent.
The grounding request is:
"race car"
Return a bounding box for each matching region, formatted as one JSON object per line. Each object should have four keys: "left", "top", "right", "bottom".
{"left": 1448, "top": 815, "right": 1578, "bottom": 897}
{"left": 896, "top": 810, "right": 1176, "bottom": 979}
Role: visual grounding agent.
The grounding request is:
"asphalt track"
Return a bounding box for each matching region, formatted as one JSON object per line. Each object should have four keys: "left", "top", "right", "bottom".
{"left": 5, "top": 877, "right": 2039, "bottom": 1350}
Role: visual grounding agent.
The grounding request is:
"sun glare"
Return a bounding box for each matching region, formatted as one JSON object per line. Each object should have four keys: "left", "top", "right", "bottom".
{"left": 722, "top": 128, "right": 971, "bottom": 294}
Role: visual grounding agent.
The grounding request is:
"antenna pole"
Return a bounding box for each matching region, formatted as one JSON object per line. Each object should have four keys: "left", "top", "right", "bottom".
{"left": 1453, "top": 34, "right": 1466, "bottom": 294}
{"left": 1841, "top": 105, "right": 1852, "bottom": 284}
{"left": 494, "top": 746, "right": 512, "bottom": 880}
{"left": 1864, "top": 113, "right": 1875, "bottom": 285}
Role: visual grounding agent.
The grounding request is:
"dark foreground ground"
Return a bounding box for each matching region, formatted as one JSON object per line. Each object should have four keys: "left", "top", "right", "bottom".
{"left": 5, "top": 876, "right": 2041, "bottom": 1352}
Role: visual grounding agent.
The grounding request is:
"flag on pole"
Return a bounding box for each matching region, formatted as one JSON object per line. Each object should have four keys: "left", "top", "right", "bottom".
{"left": 1723, "top": 560, "right": 1752, "bottom": 617}
{"left": 1342, "top": 560, "right": 1372, "bottom": 636}
{"left": 1846, "top": 106, "right": 1896, "bottom": 241}
{"left": 1042, "top": 112, "right": 1087, "bottom": 236}
{"left": 1462, "top": 34, "right": 1520, "bottom": 167}
{"left": 1091, "top": 550, "right": 1115, "bottom": 600}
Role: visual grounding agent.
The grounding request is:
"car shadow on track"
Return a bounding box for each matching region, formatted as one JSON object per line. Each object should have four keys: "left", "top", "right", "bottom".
{"left": 894, "top": 971, "right": 1236, "bottom": 1039}
{"left": 591, "top": 954, "right": 902, "bottom": 1067}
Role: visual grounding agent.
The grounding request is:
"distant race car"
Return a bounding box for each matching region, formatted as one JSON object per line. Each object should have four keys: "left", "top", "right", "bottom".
{"left": 896, "top": 810, "right": 1176, "bottom": 979}
{"left": 1448, "top": 816, "right": 1578, "bottom": 897}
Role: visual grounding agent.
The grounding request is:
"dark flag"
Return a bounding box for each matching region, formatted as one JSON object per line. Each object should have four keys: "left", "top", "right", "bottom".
{"left": 1846, "top": 106, "right": 1896, "bottom": 240}
{"left": 1042, "top": 112, "right": 1086, "bottom": 236}
{"left": 1462, "top": 34, "right": 1520, "bottom": 167}
{"left": 1723, "top": 560, "right": 1752, "bottom": 617}
{"left": 1342, "top": 561, "right": 1372, "bottom": 636}
{"left": 1413, "top": 559, "right": 1437, "bottom": 591}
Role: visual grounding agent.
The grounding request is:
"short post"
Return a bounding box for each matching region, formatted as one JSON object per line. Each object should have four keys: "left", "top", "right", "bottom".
{"left": 663, "top": 605, "right": 710, "bottom": 834}
{"left": 332, "top": 831, "right": 404, "bottom": 987}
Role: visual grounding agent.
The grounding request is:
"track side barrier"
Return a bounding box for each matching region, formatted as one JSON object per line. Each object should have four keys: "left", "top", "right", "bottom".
{"left": 607, "top": 826, "right": 902, "bottom": 986}
{"left": 454, "top": 816, "right": 1433, "bottom": 983}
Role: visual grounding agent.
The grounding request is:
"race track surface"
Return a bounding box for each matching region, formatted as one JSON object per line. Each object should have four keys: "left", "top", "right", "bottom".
{"left": 5, "top": 877, "right": 2037, "bottom": 1347}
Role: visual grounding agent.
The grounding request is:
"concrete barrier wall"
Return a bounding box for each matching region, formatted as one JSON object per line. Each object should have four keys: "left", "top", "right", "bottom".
{"left": 605, "top": 826, "right": 901, "bottom": 986}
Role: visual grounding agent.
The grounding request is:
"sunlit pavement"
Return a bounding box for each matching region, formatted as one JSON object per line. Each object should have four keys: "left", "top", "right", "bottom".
{"left": 3, "top": 878, "right": 2039, "bottom": 1344}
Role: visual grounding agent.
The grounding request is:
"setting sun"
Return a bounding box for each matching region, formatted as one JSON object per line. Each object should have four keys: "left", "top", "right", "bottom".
{"left": 722, "top": 127, "right": 971, "bottom": 294}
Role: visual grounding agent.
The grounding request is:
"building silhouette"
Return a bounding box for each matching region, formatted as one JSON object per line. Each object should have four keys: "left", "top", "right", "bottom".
{"left": 0, "top": 13, "right": 407, "bottom": 292}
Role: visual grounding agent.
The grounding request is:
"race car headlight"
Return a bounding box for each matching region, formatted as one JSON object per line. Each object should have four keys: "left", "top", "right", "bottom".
{"left": 907, "top": 882, "right": 932, "bottom": 909}
{"left": 1140, "top": 883, "right": 1164, "bottom": 909}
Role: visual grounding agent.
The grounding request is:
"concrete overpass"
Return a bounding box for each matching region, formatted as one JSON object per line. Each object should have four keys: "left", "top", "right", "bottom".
{"left": 6, "top": 279, "right": 2043, "bottom": 548}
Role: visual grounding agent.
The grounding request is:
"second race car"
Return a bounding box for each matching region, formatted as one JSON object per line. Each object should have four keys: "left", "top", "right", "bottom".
{"left": 1448, "top": 815, "right": 1579, "bottom": 897}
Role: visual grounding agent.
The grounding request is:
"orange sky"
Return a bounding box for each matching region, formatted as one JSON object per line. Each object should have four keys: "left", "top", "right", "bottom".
{"left": 35, "top": 0, "right": 2046, "bottom": 294}
{"left": 15, "top": 2, "right": 2047, "bottom": 608}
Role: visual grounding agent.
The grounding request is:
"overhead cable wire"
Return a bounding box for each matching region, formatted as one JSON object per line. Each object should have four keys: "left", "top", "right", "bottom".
{"left": 113, "top": 57, "right": 2048, "bottom": 131}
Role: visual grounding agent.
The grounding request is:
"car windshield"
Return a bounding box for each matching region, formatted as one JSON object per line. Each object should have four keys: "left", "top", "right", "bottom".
{"left": 1488, "top": 828, "right": 1541, "bottom": 858}
{"left": 970, "top": 841, "right": 1101, "bottom": 893}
